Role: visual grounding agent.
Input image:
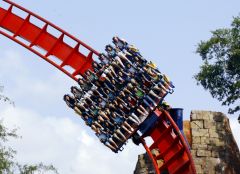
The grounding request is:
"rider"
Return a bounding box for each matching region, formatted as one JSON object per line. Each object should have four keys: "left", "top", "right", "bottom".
{"left": 125, "top": 84, "right": 156, "bottom": 110}
{"left": 112, "top": 36, "right": 146, "bottom": 64}
{"left": 105, "top": 44, "right": 125, "bottom": 69}
{"left": 84, "top": 114, "right": 99, "bottom": 128}
{"left": 105, "top": 44, "right": 133, "bottom": 69}
{"left": 97, "top": 97, "right": 107, "bottom": 109}
{"left": 63, "top": 94, "right": 82, "bottom": 116}
{"left": 70, "top": 86, "right": 84, "bottom": 101}
{"left": 125, "top": 63, "right": 136, "bottom": 74}
{"left": 104, "top": 88, "right": 116, "bottom": 101}
{"left": 112, "top": 36, "right": 128, "bottom": 51}
{"left": 110, "top": 112, "right": 134, "bottom": 134}
{"left": 92, "top": 61, "right": 104, "bottom": 75}
{"left": 93, "top": 128, "right": 119, "bottom": 153}
{"left": 99, "top": 53, "right": 112, "bottom": 65}
{"left": 89, "top": 105, "right": 100, "bottom": 117}
{"left": 160, "top": 101, "right": 172, "bottom": 111}
{"left": 77, "top": 78, "right": 94, "bottom": 92}
{"left": 84, "top": 70, "right": 98, "bottom": 83}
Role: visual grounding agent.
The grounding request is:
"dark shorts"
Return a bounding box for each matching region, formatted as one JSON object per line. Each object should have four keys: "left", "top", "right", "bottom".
{"left": 86, "top": 117, "right": 94, "bottom": 126}
{"left": 98, "top": 133, "right": 108, "bottom": 143}
{"left": 113, "top": 117, "right": 124, "bottom": 125}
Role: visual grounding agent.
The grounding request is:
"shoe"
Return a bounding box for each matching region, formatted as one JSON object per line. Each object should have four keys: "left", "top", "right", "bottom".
{"left": 140, "top": 116, "right": 146, "bottom": 123}
{"left": 150, "top": 106, "right": 154, "bottom": 110}
{"left": 112, "top": 148, "right": 118, "bottom": 153}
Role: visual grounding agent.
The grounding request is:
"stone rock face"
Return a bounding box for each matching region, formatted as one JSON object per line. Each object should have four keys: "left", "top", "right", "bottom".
{"left": 190, "top": 111, "right": 240, "bottom": 174}
{"left": 134, "top": 153, "right": 156, "bottom": 174}
{"left": 134, "top": 111, "right": 240, "bottom": 174}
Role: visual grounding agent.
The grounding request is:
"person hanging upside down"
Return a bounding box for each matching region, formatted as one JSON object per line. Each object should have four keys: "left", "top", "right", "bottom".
{"left": 112, "top": 36, "right": 143, "bottom": 62}
{"left": 77, "top": 78, "right": 94, "bottom": 92}
{"left": 112, "top": 36, "right": 128, "bottom": 51}
{"left": 104, "top": 88, "right": 116, "bottom": 101}
{"left": 117, "top": 70, "right": 132, "bottom": 82}
{"left": 93, "top": 128, "right": 119, "bottom": 153}
{"left": 84, "top": 114, "right": 103, "bottom": 130}
{"left": 110, "top": 112, "right": 134, "bottom": 134}
{"left": 98, "top": 97, "right": 107, "bottom": 109}
{"left": 89, "top": 105, "right": 101, "bottom": 117}
{"left": 84, "top": 70, "right": 98, "bottom": 83}
{"left": 63, "top": 94, "right": 82, "bottom": 116}
{"left": 124, "top": 84, "right": 155, "bottom": 111}
{"left": 99, "top": 119, "right": 127, "bottom": 142}
{"left": 70, "top": 86, "right": 84, "bottom": 101}
{"left": 98, "top": 109, "right": 111, "bottom": 121}
{"left": 92, "top": 61, "right": 104, "bottom": 76}
{"left": 98, "top": 53, "right": 113, "bottom": 65}
{"left": 105, "top": 44, "right": 132, "bottom": 69}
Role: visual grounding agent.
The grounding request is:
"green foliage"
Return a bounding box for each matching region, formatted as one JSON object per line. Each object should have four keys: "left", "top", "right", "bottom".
{"left": 0, "top": 85, "right": 15, "bottom": 106}
{"left": 0, "top": 121, "right": 58, "bottom": 174}
{"left": 195, "top": 15, "right": 240, "bottom": 116}
{"left": 0, "top": 121, "right": 18, "bottom": 173}
{"left": 17, "top": 163, "right": 58, "bottom": 174}
{"left": 0, "top": 85, "right": 58, "bottom": 173}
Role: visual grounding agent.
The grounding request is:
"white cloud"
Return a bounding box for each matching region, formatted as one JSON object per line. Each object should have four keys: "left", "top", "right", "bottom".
{"left": 0, "top": 49, "right": 144, "bottom": 174}
{"left": 0, "top": 48, "right": 74, "bottom": 116}
{"left": 0, "top": 48, "right": 239, "bottom": 174}
{"left": 0, "top": 50, "right": 28, "bottom": 76}
{"left": 229, "top": 118, "right": 240, "bottom": 148}
{"left": 0, "top": 106, "right": 144, "bottom": 174}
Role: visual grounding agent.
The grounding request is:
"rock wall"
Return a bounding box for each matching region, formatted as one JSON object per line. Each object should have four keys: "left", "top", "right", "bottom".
{"left": 134, "top": 111, "right": 240, "bottom": 174}
{"left": 134, "top": 153, "right": 156, "bottom": 174}
{"left": 190, "top": 111, "right": 240, "bottom": 174}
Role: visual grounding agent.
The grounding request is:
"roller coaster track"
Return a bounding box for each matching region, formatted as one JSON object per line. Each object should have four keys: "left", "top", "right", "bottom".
{"left": 0, "top": 0, "right": 99, "bottom": 81}
{"left": 0, "top": 1, "right": 196, "bottom": 173}
{"left": 141, "top": 109, "right": 196, "bottom": 174}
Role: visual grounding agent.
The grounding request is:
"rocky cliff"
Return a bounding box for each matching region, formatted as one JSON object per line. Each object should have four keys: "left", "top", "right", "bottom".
{"left": 134, "top": 111, "right": 240, "bottom": 174}
{"left": 134, "top": 153, "right": 156, "bottom": 174}
{"left": 190, "top": 111, "right": 240, "bottom": 174}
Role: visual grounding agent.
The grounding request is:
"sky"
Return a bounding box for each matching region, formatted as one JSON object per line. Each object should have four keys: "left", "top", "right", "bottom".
{"left": 0, "top": 0, "right": 239, "bottom": 174}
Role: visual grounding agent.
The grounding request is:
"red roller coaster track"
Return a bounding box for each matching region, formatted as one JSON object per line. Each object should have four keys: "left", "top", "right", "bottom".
{"left": 0, "top": 1, "right": 196, "bottom": 173}
{"left": 0, "top": 0, "right": 99, "bottom": 81}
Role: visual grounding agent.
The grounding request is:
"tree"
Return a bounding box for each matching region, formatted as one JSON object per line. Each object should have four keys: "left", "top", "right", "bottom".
{"left": 0, "top": 85, "right": 15, "bottom": 106}
{"left": 0, "top": 121, "right": 58, "bottom": 174}
{"left": 195, "top": 15, "right": 240, "bottom": 118}
{"left": 0, "top": 86, "right": 58, "bottom": 173}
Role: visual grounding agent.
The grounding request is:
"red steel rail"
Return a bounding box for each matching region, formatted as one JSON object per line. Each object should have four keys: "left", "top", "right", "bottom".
{"left": 141, "top": 109, "right": 196, "bottom": 174}
{"left": 0, "top": 0, "right": 99, "bottom": 81}
{"left": 0, "top": 1, "right": 196, "bottom": 173}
